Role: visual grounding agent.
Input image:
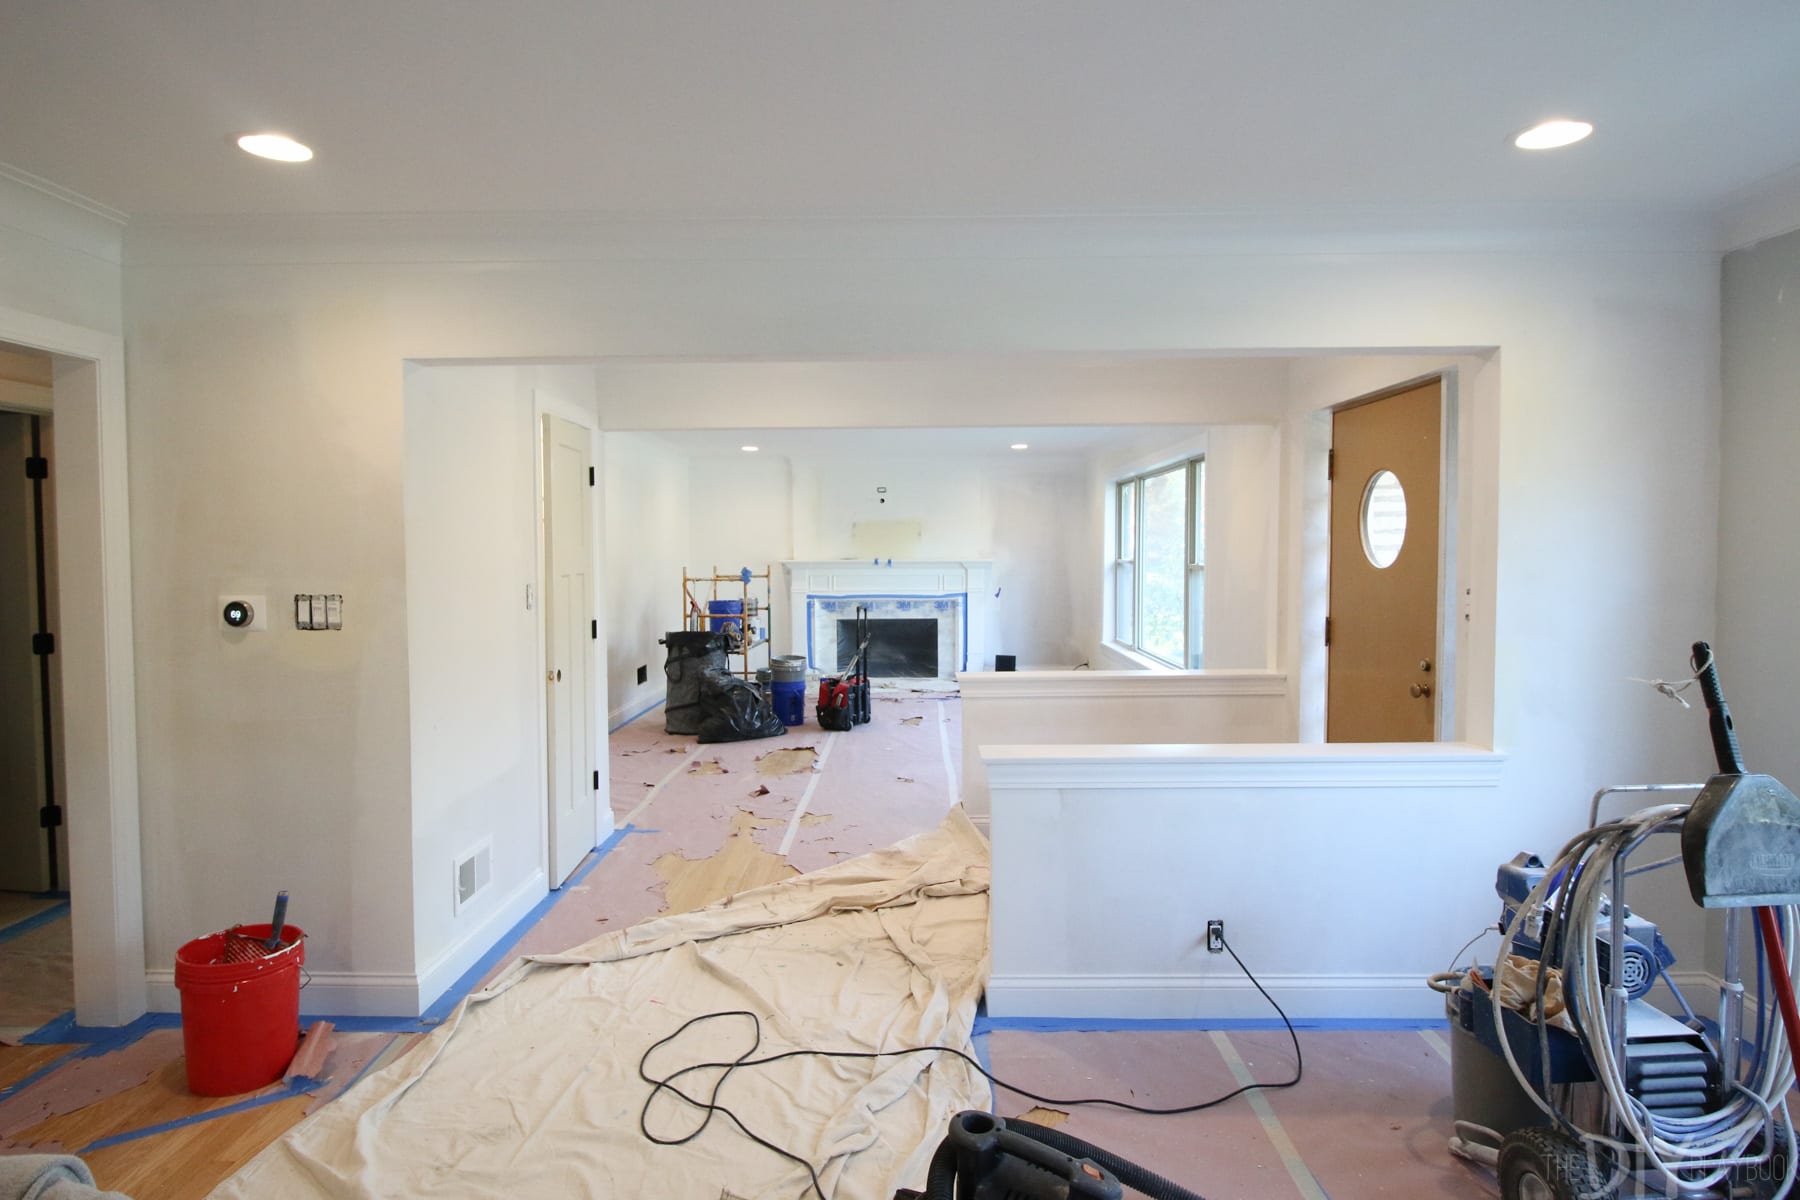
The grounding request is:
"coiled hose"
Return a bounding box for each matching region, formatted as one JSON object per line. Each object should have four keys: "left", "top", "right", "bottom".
{"left": 1493, "top": 803, "right": 1800, "bottom": 1195}
{"left": 918, "top": 1115, "right": 1206, "bottom": 1200}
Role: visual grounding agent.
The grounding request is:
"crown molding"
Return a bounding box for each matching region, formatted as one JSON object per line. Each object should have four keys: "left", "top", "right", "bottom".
{"left": 120, "top": 204, "right": 1723, "bottom": 269}
{"left": 0, "top": 163, "right": 125, "bottom": 264}
{"left": 1718, "top": 163, "right": 1800, "bottom": 251}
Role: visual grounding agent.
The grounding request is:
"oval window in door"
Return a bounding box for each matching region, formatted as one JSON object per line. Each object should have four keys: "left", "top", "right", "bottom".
{"left": 1359, "top": 470, "right": 1407, "bottom": 568}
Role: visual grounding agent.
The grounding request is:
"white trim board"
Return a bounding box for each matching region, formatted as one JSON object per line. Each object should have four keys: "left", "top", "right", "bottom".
{"left": 0, "top": 303, "right": 142, "bottom": 1028}
{"left": 986, "top": 973, "right": 1445, "bottom": 1021}
{"left": 147, "top": 969, "right": 423, "bottom": 1020}
{"left": 609, "top": 687, "right": 666, "bottom": 732}
{"left": 415, "top": 867, "right": 547, "bottom": 1014}
{"left": 146, "top": 869, "right": 549, "bottom": 1019}
{"left": 959, "top": 669, "right": 1287, "bottom": 701}
{"left": 983, "top": 742, "right": 1504, "bottom": 791}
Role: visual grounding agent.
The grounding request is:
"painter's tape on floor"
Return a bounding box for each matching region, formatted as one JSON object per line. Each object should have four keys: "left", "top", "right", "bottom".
{"left": 778, "top": 731, "right": 838, "bottom": 856}
{"left": 936, "top": 699, "right": 959, "bottom": 807}
{"left": 1210, "top": 1031, "right": 1330, "bottom": 1200}
{"left": 620, "top": 745, "right": 701, "bottom": 827}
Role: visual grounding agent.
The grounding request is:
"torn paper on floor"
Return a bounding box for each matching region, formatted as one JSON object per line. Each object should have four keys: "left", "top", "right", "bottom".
{"left": 209, "top": 809, "right": 991, "bottom": 1200}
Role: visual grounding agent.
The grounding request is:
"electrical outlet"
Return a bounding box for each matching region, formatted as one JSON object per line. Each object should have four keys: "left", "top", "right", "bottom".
{"left": 1206, "top": 920, "right": 1225, "bottom": 953}
{"left": 637, "top": 664, "right": 648, "bottom": 685}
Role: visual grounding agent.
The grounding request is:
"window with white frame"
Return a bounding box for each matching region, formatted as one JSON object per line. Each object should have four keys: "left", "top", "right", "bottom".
{"left": 1113, "top": 455, "right": 1204, "bottom": 667}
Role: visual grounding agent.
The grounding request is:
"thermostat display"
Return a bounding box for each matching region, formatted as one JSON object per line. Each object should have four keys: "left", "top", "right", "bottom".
{"left": 218, "top": 594, "right": 268, "bottom": 633}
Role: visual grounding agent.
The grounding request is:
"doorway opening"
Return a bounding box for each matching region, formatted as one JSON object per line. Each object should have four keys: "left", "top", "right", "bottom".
{"left": 0, "top": 341, "right": 74, "bottom": 1031}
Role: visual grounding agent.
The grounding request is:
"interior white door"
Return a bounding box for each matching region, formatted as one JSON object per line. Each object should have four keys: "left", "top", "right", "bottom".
{"left": 0, "top": 410, "right": 50, "bottom": 891}
{"left": 544, "top": 414, "right": 597, "bottom": 887}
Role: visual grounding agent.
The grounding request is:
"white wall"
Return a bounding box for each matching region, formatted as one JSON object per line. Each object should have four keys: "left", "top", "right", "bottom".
{"left": 959, "top": 669, "right": 1292, "bottom": 824}
{"left": 116, "top": 212, "right": 1724, "bottom": 1012}
{"left": 686, "top": 450, "right": 793, "bottom": 607}
{"left": 404, "top": 364, "right": 599, "bottom": 1012}
{"left": 604, "top": 433, "right": 690, "bottom": 728}
{"left": 985, "top": 742, "right": 1503, "bottom": 1018}
{"left": 126, "top": 268, "right": 415, "bottom": 1006}
{"left": 1718, "top": 228, "right": 1800, "bottom": 792}
{"left": 791, "top": 454, "right": 1088, "bottom": 667}
{"left": 593, "top": 356, "right": 1290, "bottom": 431}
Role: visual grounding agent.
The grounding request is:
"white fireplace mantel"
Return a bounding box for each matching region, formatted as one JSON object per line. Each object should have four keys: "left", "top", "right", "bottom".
{"left": 782, "top": 560, "right": 994, "bottom": 677}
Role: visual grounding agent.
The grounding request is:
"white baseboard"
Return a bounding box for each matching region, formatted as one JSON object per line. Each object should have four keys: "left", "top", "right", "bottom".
{"left": 147, "top": 869, "right": 549, "bottom": 1019}
{"left": 147, "top": 968, "right": 423, "bottom": 1018}
{"left": 609, "top": 687, "right": 666, "bottom": 732}
{"left": 414, "top": 869, "right": 547, "bottom": 1013}
{"left": 985, "top": 972, "right": 1445, "bottom": 1021}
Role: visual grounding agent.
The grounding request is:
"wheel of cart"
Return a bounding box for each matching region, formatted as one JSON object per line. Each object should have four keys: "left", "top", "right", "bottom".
{"left": 1731, "top": 1120, "right": 1793, "bottom": 1199}
{"left": 1498, "top": 1127, "right": 1610, "bottom": 1200}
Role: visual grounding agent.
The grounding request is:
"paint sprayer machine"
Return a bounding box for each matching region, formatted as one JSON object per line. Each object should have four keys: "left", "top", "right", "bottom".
{"left": 1435, "top": 643, "right": 1800, "bottom": 1199}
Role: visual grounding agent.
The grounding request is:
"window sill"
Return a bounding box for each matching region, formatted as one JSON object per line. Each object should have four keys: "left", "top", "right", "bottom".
{"left": 1098, "top": 641, "right": 1181, "bottom": 672}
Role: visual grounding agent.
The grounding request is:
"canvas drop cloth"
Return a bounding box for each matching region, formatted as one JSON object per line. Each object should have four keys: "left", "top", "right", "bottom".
{"left": 210, "top": 809, "right": 991, "bottom": 1200}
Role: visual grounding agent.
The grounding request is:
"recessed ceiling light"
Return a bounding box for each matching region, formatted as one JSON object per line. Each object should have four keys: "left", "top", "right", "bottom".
{"left": 237, "top": 133, "right": 313, "bottom": 163}
{"left": 1513, "top": 119, "right": 1593, "bottom": 150}
{"left": 740, "top": 445, "right": 759, "bottom": 452}
{"left": 1010, "top": 443, "right": 1029, "bottom": 450}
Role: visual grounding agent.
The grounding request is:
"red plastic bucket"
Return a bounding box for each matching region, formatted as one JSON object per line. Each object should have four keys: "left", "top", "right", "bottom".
{"left": 174, "top": 923, "right": 305, "bottom": 1096}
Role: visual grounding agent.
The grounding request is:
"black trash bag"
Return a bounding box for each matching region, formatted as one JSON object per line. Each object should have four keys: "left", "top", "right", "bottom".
{"left": 696, "top": 671, "right": 786, "bottom": 743}
{"left": 663, "top": 631, "right": 731, "bottom": 735}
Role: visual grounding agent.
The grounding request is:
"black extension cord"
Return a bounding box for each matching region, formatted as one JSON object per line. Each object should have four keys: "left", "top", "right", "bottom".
{"left": 637, "top": 936, "right": 1303, "bottom": 1199}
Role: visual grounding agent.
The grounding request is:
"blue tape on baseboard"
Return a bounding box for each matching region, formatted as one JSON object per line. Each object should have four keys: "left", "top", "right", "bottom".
{"left": 0, "top": 900, "right": 70, "bottom": 944}
{"left": 415, "top": 822, "right": 640, "bottom": 1023}
{"left": 609, "top": 696, "right": 667, "bottom": 733}
{"left": 20, "top": 1010, "right": 181, "bottom": 1047}
{"left": 973, "top": 1015, "right": 1450, "bottom": 1034}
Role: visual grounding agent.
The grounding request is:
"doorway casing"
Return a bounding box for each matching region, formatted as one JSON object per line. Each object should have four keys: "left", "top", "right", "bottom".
{"left": 0, "top": 303, "right": 143, "bottom": 1027}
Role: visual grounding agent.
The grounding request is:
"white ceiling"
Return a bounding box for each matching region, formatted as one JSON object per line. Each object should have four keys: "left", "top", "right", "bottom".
{"left": 4, "top": 1, "right": 1800, "bottom": 223}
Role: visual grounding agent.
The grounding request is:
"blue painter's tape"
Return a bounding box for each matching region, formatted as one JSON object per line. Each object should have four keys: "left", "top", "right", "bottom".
{"left": 0, "top": 1046, "right": 82, "bottom": 1099}
{"left": 974, "top": 1015, "right": 1449, "bottom": 1034}
{"left": 609, "top": 697, "right": 667, "bottom": 733}
{"left": 414, "top": 822, "right": 640, "bottom": 1022}
{"left": 21, "top": 1010, "right": 180, "bottom": 1047}
{"left": 77, "top": 1078, "right": 323, "bottom": 1155}
{"left": 0, "top": 900, "right": 70, "bottom": 944}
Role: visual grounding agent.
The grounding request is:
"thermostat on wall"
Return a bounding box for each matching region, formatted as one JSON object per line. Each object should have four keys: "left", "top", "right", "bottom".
{"left": 220, "top": 595, "right": 268, "bottom": 632}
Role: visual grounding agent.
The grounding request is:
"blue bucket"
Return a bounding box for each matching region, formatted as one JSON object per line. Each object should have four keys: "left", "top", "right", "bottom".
{"left": 771, "top": 678, "right": 806, "bottom": 726}
{"left": 707, "top": 599, "right": 744, "bottom": 636}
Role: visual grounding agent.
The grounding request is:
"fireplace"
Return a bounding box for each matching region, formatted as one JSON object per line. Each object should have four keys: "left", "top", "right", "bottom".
{"left": 782, "top": 560, "right": 993, "bottom": 680}
{"left": 839, "top": 617, "right": 937, "bottom": 677}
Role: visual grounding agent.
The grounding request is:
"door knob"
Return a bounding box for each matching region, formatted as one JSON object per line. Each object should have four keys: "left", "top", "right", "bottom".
{"left": 547, "top": 669, "right": 561, "bottom": 683}
{"left": 1410, "top": 682, "right": 1432, "bottom": 699}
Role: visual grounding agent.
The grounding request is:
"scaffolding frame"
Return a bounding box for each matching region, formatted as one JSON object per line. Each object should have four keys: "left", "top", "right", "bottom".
{"left": 681, "top": 565, "right": 773, "bottom": 680}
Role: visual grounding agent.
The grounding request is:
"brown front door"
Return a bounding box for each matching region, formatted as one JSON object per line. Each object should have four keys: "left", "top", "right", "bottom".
{"left": 1327, "top": 379, "right": 1442, "bottom": 742}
